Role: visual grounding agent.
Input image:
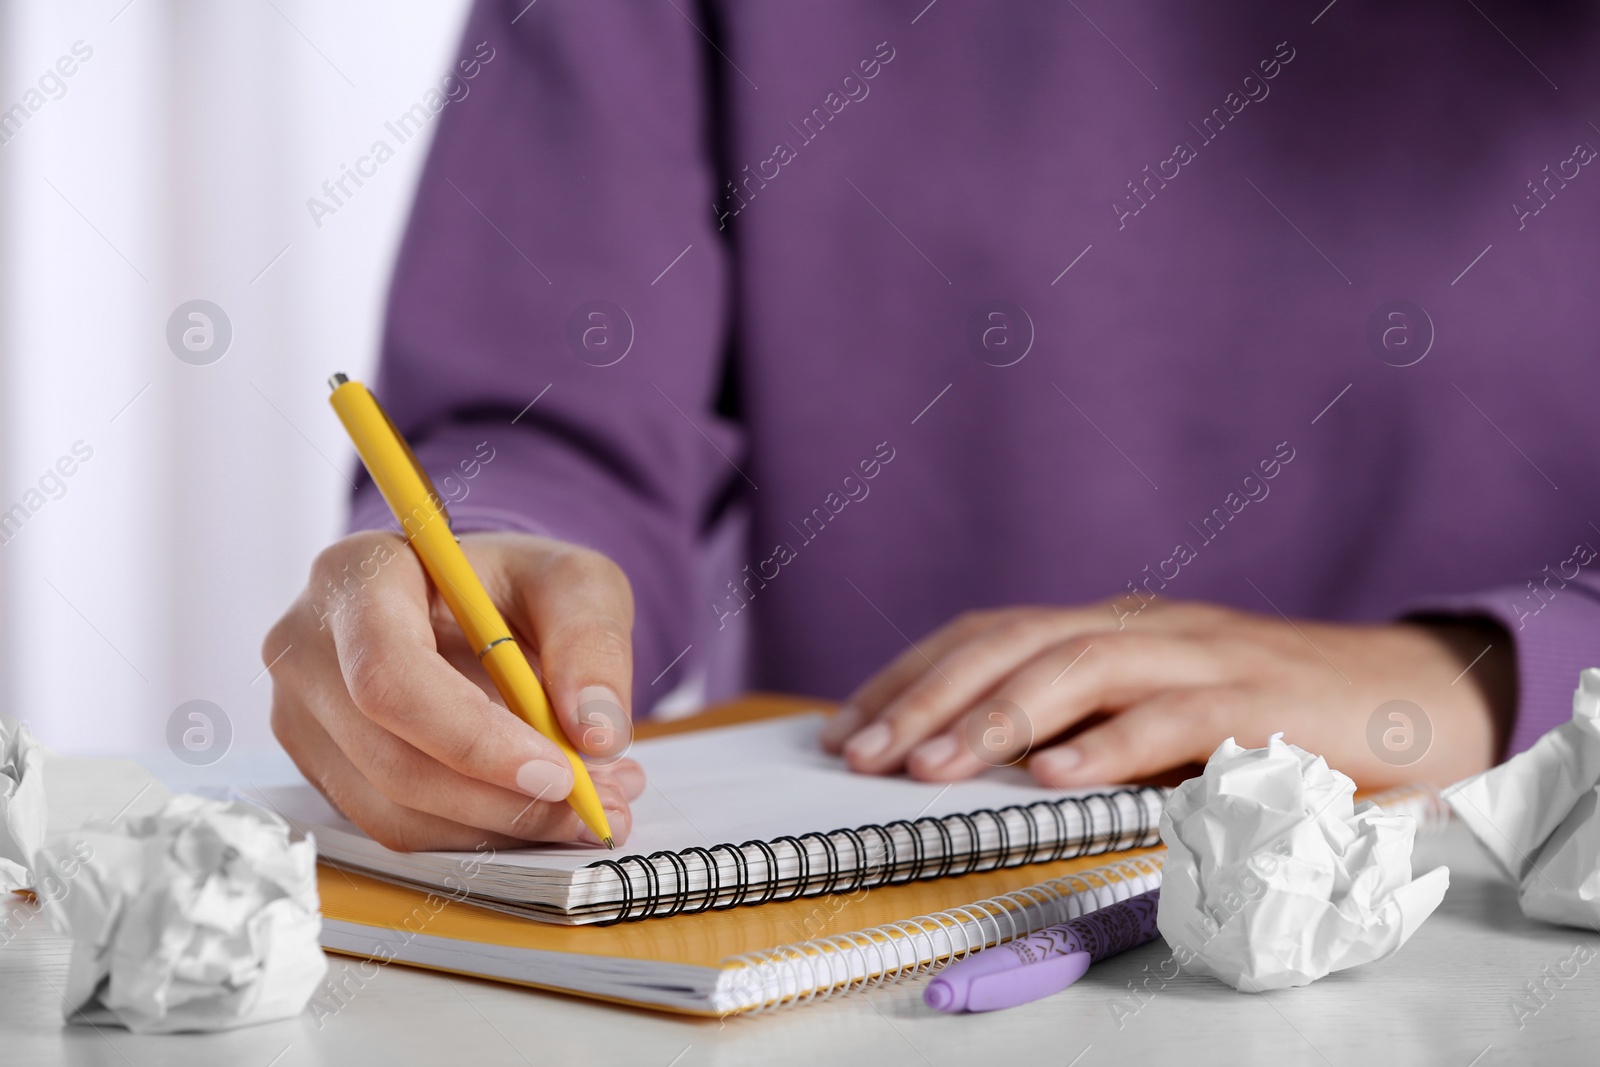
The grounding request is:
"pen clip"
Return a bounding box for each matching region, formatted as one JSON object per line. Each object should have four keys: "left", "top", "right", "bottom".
{"left": 369, "top": 387, "right": 454, "bottom": 533}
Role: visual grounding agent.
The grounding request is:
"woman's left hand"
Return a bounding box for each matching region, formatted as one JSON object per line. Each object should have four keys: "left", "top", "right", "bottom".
{"left": 820, "top": 599, "right": 1513, "bottom": 790}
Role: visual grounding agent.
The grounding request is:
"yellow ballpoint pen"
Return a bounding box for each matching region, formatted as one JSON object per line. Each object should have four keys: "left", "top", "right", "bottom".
{"left": 327, "top": 373, "right": 614, "bottom": 848}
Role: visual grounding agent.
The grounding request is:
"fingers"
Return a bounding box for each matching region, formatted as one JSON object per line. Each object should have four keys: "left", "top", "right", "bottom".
{"left": 863, "top": 630, "right": 1223, "bottom": 778}
{"left": 271, "top": 624, "right": 638, "bottom": 846}
{"left": 274, "top": 695, "right": 547, "bottom": 853}
{"left": 265, "top": 531, "right": 646, "bottom": 850}
{"left": 840, "top": 610, "right": 1113, "bottom": 770}
{"left": 1029, "top": 688, "right": 1243, "bottom": 788}
{"left": 484, "top": 539, "right": 636, "bottom": 759}
{"left": 913, "top": 633, "right": 1227, "bottom": 779}
{"left": 826, "top": 601, "right": 1243, "bottom": 755}
{"left": 320, "top": 541, "right": 581, "bottom": 805}
{"left": 313, "top": 661, "right": 633, "bottom": 840}
{"left": 823, "top": 610, "right": 1002, "bottom": 749}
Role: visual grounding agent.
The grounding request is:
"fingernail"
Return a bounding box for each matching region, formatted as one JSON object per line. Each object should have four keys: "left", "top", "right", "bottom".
{"left": 515, "top": 759, "right": 572, "bottom": 801}
{"left": 576, "top": 685, "right": 628, "bottom": 754}
{"left": 1033, "top": 746, "right": 1082, "bottom": 778}
{"left": 844, "top": 722, "right": 892, "bottom": 764}
{"left": 909, "top": 734, "right": 960, "bottom": 773}
{"left": 821, "top": 706, "right": 862, "bottom": 746}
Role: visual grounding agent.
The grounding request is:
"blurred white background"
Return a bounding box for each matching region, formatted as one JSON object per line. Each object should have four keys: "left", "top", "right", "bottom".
{"left": 0, "top": 0, "right": 473, "bottom": 776}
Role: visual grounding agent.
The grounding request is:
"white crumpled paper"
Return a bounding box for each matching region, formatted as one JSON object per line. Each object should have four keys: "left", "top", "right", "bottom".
{"left": 1157, "top": 735, "right": 1450, "bottom": 991}
{"left": 35, "top": 794, "right": 328, "bottom": 1033}
{"left": 1445, "top": 667, "right": 1600, "bottom": 930}
{"left": 0, "top": 715, "right": 47, "bottom": 893}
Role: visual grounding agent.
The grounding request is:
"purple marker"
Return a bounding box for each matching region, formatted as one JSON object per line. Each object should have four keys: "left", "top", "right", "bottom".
{"left": 923, "top": 888, "right": 1162, "bottom": 1013}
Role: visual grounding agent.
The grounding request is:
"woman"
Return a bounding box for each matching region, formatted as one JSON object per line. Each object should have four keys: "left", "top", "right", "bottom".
{"left": 265, "top": 0, "right": 1599, "bottom": 850}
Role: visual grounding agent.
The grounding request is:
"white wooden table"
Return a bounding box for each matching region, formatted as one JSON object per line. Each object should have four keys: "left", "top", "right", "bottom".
{"left": 2, "top": 822, "right": 1594, "bottom": 1066}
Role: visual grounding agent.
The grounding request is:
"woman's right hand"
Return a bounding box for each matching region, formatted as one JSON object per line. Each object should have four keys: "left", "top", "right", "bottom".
{"left": 263, "top": 529, "right": 646, "bottom": 852}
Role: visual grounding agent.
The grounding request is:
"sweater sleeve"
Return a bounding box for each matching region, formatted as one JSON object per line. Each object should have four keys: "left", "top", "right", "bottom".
{"left": 1407, "top": 553, "right": 1600, "bottom": 758}
{"left": 347, "top": 0, "right": 737, "bottom": 705}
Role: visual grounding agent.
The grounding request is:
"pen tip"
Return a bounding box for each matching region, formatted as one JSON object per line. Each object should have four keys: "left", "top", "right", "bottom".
{"left": 603, "top": 837, "right": 616, "bottom": 850}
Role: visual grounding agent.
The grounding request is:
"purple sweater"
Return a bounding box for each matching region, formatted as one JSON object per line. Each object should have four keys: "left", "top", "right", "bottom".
{"left": 354, "top": 0, "right": 1600, "bottom": 756}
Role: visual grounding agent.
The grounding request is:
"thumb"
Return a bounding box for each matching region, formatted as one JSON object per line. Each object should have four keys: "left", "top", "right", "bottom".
{"left": 473, "top": 535, "right": 636, "bottom": 761}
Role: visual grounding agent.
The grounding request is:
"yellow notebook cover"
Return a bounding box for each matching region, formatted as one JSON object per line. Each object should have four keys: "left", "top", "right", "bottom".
{"left": 317, "top": 843, "right": 1163, "bottom": 1016}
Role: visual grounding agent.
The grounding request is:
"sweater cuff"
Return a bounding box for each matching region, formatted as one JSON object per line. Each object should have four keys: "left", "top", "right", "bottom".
{"left": 1407, "top": 579, "right": 1600, "bottom": 758}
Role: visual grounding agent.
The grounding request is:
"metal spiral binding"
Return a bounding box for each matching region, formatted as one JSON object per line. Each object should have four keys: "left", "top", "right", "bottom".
{"left": 705, "top": 782, "right": 1446, "bottom": 1012}
{"left": 715, "top": 852, "right": 1166, "bottom": 1014}
{"left": 584, "top": 785, "right": 1168, "bottom": 924}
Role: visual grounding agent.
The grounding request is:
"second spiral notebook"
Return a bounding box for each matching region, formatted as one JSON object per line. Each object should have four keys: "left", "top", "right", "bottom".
{"left": 271, "top": 709, "right": 1166, "bottom": 925}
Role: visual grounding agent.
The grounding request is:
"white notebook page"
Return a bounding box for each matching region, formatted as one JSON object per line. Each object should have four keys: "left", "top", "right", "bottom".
{"left": 275, "top": 712, "right": 1103, "bottom": 879}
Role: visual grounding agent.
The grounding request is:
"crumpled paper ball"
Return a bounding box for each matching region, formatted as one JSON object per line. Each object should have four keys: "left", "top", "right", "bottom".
{"left": 1157, "top": 735, "right": 1449, "bottom": 991}
{"left": 1445, "top": 668, "right": 1600, "bottom": 929}
{"left": 0, "top": 715, "right": 47, "bottom": 893}
{"left": 35, "top": 794, "right": 328, "bottom": 1033}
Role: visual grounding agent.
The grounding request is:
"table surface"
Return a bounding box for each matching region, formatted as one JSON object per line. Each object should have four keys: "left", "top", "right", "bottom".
{"left": 3, "top": 821, "right": 1596, "bottom": 1067}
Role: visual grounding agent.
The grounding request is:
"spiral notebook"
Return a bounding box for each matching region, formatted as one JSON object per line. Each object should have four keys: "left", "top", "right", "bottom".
{"left": 318, "top": 846, "right": 1168, "bottom": 1015}
{"left": 315, "top": 780, "right": 1444, "bottom": 1015}
{"left": 270, "top": 708, "right": 1167, "bottom": 925}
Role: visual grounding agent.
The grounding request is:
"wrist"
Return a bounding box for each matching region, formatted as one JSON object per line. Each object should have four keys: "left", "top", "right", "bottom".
{"left": 1405, "top": 615, "right": 1517, "bottom": 761}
